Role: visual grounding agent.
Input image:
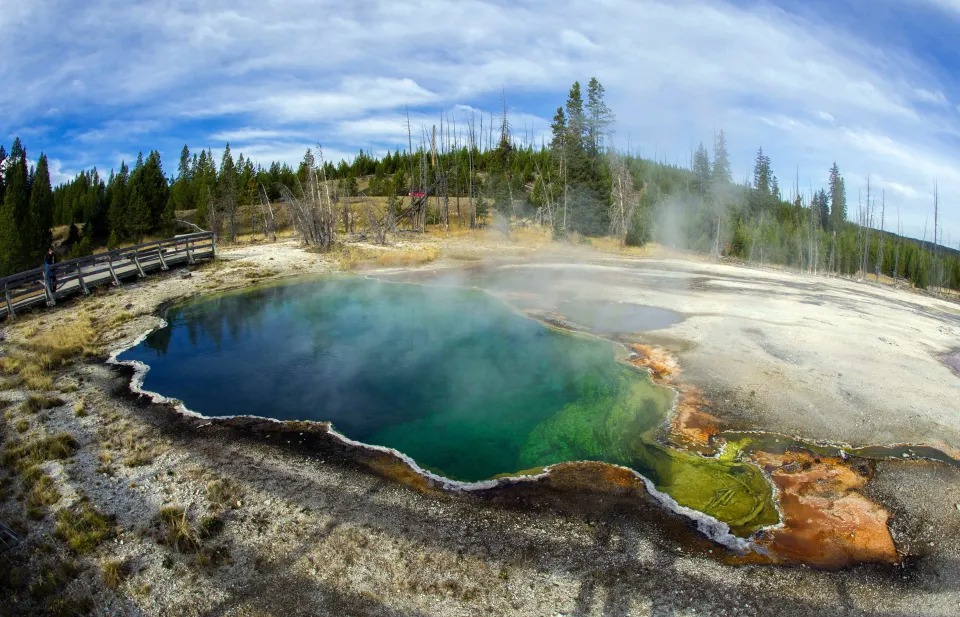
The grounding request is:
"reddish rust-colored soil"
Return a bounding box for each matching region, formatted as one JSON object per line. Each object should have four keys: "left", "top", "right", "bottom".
{"left": 627, "top": 343, "right": 899, "bottom": 569}
{"left": 750, "top": 451, "right": 899, "bottom": 569}
{"left": 627, "top": 344, "right": 721, "bottom": 449}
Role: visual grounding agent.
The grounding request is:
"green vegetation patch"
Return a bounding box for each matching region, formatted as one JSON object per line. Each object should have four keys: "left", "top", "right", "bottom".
{"left": 54, "top": 500, "right": 115, "bottom": 554}
{"left": 21, "top": 395, "right": 66, "bottom": 414}
{"left": 29, "top": 559, "right": 80, "bottom": 601}
{"left": 156, "top": 506, "right": 201, "bottom": 553}
{"left": 24, "top": 468, "right": 61, "bottom": 519}
{"left": 102, "top": 559, "right": 129, "bottom": 590}
{"left": 2, "top": 432, "right": 78, "bottom": 471}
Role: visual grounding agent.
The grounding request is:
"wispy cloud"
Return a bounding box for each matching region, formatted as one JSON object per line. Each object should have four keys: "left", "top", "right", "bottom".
{"left": 1, "top": 0, "right": 958, "bottom": 242}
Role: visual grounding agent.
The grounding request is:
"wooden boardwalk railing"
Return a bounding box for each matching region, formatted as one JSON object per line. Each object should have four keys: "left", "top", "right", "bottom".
{"left": 0, "top": 231, "right": 215, "bottom": 319}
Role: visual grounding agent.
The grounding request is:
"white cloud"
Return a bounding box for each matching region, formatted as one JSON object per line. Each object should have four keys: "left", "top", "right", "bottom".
{"left": 1, "top": 0, "right": 959, "bottom": 242}
{"left": 916, "top": 0, "right": 960, "bottom": 17}
{"left": 913, "top": 88, "right": 948, "bottom": 105}
{"left": 209, "top": 128, "right": 306, "bottom": 143}
{"left": 46, "top": 159, "right": 74, "bottom": 187}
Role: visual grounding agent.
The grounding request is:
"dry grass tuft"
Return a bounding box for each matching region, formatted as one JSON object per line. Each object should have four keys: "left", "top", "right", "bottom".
{"left": 54, "top": 500, "right": 115, "bottom": 554}
{"left": 508, "top": 225, "right": 553, "bottom": 248}
{"left": 102, "top": 559, "right": 128, "bottom": 590}
{"left": 336, "top": 245, "right": 378, "bottom": 270}
{"left": 2, "top": 433, "right": 79, "bottom": 471}
{"left": 0, "top": 314, "right": 100, "bottom": 391}
{"left": 29, "top": 560, "right": 80, "bottom": 602}
{"left": 27, "top": 315, "right": 99, "bottom": 368}
{"left": 375, "top": 247, "right": 440, "bottom": 268}
{"left": 337, "top": 244, "right": 440, "bottom": 270}
{"left": 24, "top": 468, "right": 61, "bottom": 519}
{"left": 157, "top": 506, "right": 202, "bottom": 553}
{"left": 109, "top": 311, "right": 135, "bottom": 327}
{"left": 45, "top": 594, "right": 94, "bottom": 617}
{"left": 206, "top": 478, "right": 242, "bottom": 508}
{"left": 22, "top": 394, "right": 65, "bottom": 414}
{"left": 102, "top": 421, "right": 164, "bottom": 467}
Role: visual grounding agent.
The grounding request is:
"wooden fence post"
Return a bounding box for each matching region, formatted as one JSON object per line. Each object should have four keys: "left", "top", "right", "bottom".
{"left": 4, "top": 283, "right": 15, "bottom": 318}
{"left": 76, "top": 265, "right": 89, "bottom": 295}
{"left": 107, "top": 253, "right": 122, "bottom": 286}
{"left": 44, "top": 277, "right": 56, "bottom": 307}
{"left": 133, "top": 252, "right": 146, "bottom": 277}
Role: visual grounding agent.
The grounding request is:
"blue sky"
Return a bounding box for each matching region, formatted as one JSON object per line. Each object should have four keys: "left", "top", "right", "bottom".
{"left": 2, "top": 0, "right": 959, "bottom": 244}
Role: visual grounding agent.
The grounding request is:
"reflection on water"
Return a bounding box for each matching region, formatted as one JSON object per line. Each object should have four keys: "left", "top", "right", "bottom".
{"left": 119, "top": 276, "right": 777, "bottom": 535}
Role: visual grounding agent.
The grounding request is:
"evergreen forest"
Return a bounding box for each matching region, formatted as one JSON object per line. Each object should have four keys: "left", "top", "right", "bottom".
{"left": 3, "top": 78, "right": 958, "bottom": 291}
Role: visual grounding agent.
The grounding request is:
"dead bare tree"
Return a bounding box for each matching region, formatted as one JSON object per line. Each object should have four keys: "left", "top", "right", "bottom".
{"left": 894, "top": 204, "right": 902, "bottom": 283}
{"left": 875, "top": 190, "right": 886, "bottom": 278}
{"left": 280, "top": 146, "right": 336, "bottom": 251}
{"left": 609, "top": 154, "right": 636, "bottom": 247}
{"left": 932, "top": 182, "right": 942, "bottom": 292}
{"left": 257, "top": 183, "right": 277, "bottom": 242}
{"left": 467, "top": 112, "right": 478, "bottom": 229}
{"left": 532, "top": 158, "right": 556, "bottom": 229}
{"left": 861, "top": 177, "right": 872, "bottom": 278}
{"left": 363, "top": 195, "right": 395, "bottom": 245}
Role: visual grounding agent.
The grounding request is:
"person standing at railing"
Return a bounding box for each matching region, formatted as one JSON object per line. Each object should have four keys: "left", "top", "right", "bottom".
{"left": 43, "top": 247, "right": 57, "bottom": 292}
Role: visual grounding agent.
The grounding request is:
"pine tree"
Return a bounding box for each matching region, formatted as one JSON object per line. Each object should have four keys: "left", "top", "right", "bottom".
{"left": 126, "top": 152, "right": 153, "bottom": 241}
{"left": 692, "top": 143, "right": 711, "bottom": 197}
{"left": 195, "top": 150, "right": 211, "bottom": 227}
{"left": 560, "top": 80, "right": 611, "bottom": 235}
{"left": 829, "top": 162, "right": 846, "bottom": 231}
{"left": 585, "top": 77, "right": 614, "bottom": 157}
{"left": 0, "top": 139, "right": 30, "bottom": 274}
{"left": 218, "top": 144, "right": 238, "bottom": 240}
{"left": 753, "top": 147, "right": 771, "bottom": 195}
{"left": 26, "top": 153, "right": 54, "bottom": 266}
{"left": 711, "top": 130, "right": 731, "bottom": 187}
{"left": 564, "top": 82, "right": 585, "bottom": 152}
{"left": 107, "top": 162, "right": 130, "bottom": 245}
{"left": 550, "top": 107, "right": 566, "bottom": 153}
{"left": 143, "top": 151, "right": 172, "bottom": 232}
{"left": 169, "top": 145, "right": 193, "bottom": 214}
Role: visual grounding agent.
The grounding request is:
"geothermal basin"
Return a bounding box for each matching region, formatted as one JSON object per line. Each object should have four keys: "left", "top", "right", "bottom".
{"left": 118, "top": 276, "right": 778, "bottom": 538}
{"left": 116, "top": 254, "right": 960, "bottom": 569}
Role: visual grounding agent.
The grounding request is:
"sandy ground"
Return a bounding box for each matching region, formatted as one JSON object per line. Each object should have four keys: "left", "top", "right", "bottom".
{"left": 2, "top": 234, "right": 960, "bottom": 616}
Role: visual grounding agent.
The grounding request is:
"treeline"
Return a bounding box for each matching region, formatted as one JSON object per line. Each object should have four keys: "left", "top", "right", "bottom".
{"left": 20, "top": 78, "right": 960, "bottom": 291}
{"left": 0, "top": 139, "right": 54, "bottom": 275}
{"left": 52, "top": 145, "right": 303, "bottom": 251}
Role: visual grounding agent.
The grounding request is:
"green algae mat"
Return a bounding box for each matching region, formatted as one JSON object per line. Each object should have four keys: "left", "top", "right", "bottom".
{"left": 119, "top": 276, "right": 778, "bottom": 536}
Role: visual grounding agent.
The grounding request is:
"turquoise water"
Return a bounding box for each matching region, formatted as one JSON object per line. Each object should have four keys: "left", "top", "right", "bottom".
{"left": 119, "top": 276, "right": 779, "bottom": 535}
